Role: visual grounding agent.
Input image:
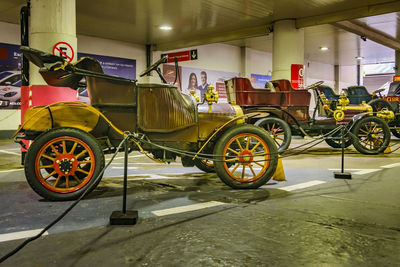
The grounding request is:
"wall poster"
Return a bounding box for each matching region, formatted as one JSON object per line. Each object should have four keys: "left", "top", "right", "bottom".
{"left": 250, "top": 74, "right": 271, "bottom": 88}
{"left": 163, "top": 64, "right": 239, "bottom": 102}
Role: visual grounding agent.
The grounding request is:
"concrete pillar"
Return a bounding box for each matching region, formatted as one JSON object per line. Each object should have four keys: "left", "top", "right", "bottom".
{"left": 395, "top": 50, "right": 400, "bottom": 75}
{"left": 240, "top": 46, "right": 247, "bottom": 77}
{"left": 272, "top": 20, "right": 304, "bottom": 81}
{"left": 29, "top": 0, "right": 77, "bottom": 85}
{"left": 334, "top": 64, "right": 339, "bottom": 93}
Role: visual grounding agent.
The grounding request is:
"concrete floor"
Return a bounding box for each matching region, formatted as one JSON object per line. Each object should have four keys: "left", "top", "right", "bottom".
{"left": 0, "top": 137, "right": 400, "bottom": 266}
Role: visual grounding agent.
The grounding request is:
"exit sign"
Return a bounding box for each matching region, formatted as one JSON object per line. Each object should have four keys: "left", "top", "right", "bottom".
{"left": 161, "top": 49, "right": 198, "bottom": 63}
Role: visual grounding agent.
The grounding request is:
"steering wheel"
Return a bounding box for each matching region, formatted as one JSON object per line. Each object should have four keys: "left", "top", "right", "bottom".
{"left": 373, "top": 88, "right": 385, "bottom": 95}
{"left": 139, "top": 55, "right": 168, "bottom": 77}
{"left": 305, "top": 81, "right": 324, "bottom": 90}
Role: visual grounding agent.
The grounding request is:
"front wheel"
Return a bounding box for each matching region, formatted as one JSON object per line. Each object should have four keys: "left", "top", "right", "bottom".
{"left": 213, "top": 125, "right": 278, "bottom": 189}
{"left": 24, "top": 127, "right": 105, "bottom": 201}
{"left": 351, "top": 117, "right": 390, "bottom": 155}
{"left": 324, "top": 129, "right": 352, "bottom": 148}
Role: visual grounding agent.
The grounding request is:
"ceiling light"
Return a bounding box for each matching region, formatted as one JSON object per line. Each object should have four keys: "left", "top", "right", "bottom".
{"left": 355, "top": 56, "right": 363, "bottom": 60}
{"left": 160, "top": 25, "right": 172, "bottom": 30}
{"left": 320, "top": 46, "right": 328, "bottom": 51}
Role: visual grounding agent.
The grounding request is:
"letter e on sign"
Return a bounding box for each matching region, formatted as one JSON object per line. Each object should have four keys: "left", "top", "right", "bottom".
{"left": 52, "top": 42, "right": 74, "bottom": 63}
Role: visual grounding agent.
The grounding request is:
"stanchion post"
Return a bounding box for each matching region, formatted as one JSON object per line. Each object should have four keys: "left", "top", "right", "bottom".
{"left": 334, "top": 126, "right": 352, "bottom": 179}
{"left": 110, "top": 137, "right": 138, "bottom": 225}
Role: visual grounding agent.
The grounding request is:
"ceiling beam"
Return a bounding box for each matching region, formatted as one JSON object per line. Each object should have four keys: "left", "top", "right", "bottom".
{"left": 333, "top": 20, "right": 400, "bottom": 51}
{"left": 154, "top": 24, "right": 272, "bottom": 52}
{"left": 296, "top": 1, "right": 400, "bottom": 28}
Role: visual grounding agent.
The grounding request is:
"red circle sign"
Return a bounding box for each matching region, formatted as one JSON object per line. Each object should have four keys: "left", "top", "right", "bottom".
{"left": 52, "top": 42, "right": 74, "bottom": 63}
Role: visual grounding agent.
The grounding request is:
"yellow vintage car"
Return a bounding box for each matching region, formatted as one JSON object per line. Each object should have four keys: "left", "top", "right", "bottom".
{"left": 15, "top": 46, "right": 278, "bottom": 201}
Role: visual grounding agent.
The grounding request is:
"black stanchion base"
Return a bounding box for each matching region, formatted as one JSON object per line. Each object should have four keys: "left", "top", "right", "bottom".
{"left": 334, "top": 172, "right": 352, "bottom": 179}
{"left": 110, "top": 210, "right": 138, "bottom": 225}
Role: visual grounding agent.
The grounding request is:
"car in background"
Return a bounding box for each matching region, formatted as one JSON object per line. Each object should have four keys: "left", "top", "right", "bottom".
{"left": 0, "top": 79, "right": 21, "bottom": 107}
{"left": 0, "top": 71, "right": 20, "bottom": 85}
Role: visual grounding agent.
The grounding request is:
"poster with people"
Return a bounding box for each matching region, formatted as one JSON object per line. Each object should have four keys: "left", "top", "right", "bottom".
{"left": 250, "top": 73, "right": 271, "bottom": 88}
{"left": 163, "top": 64, "right": 239, "bottom": 102}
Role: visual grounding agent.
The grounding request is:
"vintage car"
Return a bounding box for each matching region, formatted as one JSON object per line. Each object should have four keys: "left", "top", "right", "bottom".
{"left": 15, "top": 47, "right": 278, "bottom": 201}
{"left": 225, "top": 77, "right": 392, "bottom": 154}
{"left": 319, "top": 83, "right": 400, "bottom": 138}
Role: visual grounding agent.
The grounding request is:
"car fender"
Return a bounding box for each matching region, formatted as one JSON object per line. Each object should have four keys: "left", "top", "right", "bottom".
{"left": 15, "top": 101, "right": 124, "bottom": 139}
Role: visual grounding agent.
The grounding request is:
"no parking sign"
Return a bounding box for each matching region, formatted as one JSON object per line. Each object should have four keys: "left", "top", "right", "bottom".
{"left": 52, "top": 42, "right": 74, "bottom": 63}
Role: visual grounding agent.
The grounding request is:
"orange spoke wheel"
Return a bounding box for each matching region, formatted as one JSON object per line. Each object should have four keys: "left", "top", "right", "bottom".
{"left": 24, "top": 128, "right": 105, "bottom": 201}
{"left": 351, "top": 116, "right": 390, "bottom": 155}
{"left": 214, "top": 125, "right": 278, "bottom": 189}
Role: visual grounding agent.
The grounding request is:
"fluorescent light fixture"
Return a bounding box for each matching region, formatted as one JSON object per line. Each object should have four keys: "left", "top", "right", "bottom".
{"left": 355, "top": 56, "right": 363, "bottom": 60}
{"left": 160, "top": 25, "right": 172, "bottom": 30}
{"left": 320, "top": 46, "right": 328, "bottom": 51}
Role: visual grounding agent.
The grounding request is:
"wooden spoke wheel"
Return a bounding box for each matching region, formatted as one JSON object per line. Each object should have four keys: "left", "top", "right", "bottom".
{"left": 351, "top": 117, "right": 390, "bottom": 155}
{"left": 214, "top": 125, "right": 278, "bottom": 189}
{"left": 254, "top": 117, "right": 291, "bottom": 153}
{"left": 25, "top": 128, "right": 105, "bottom": 201}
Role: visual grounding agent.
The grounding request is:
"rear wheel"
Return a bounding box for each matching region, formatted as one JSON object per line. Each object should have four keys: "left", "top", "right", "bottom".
{"left": 351, "top": 117, "right": 390, "bottom": 155}
{"left": 24, "top": 127, "right": 105, "bottom": 201}
{"left": 254, "top": 117, "right": 292, "bottom": 153}
{"left": 214, "top": 125, "right": 278, "bottom": 189}
{"left": 193, "top": 158, "right": 215, "bottom": 173}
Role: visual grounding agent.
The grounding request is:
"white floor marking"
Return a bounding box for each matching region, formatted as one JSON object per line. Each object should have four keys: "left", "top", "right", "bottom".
{"left": 278, "top": 180, "right": 326, "bottom": 191}
{"left": 352, "top": 169, "right": 381, "bottom": 175}
{"left": 0, "top": 168, "right": 23, "bottom": 173}
{"left": 0, "top": 149, "right": 20, "bottom": 156}
{"left": 0, "top": 229, "right": 48, "bottom": 243}
{"left": 152, "top": 201, "right": 225, "bottom": 216}
{"left": 380, "top": 163, "right": 400, "bottom": 169}
{"left": 328, "top": 168, "right": 381, "bottom": 175}
{"left": 112, "top": 155, "right": 147, "bottom": 160}
{"left": 111, "top": 162, "right": 181, "bottom": 166}
{"left": 110, "top": 166, "right": 139, "bottom": 170}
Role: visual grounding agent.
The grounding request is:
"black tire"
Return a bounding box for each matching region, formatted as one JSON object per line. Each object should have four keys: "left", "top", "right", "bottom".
{"left": 368, "top": 99, "right": 394, "bottom": 112}
{"left": 254, "top": 117, "right": 292, "bottom": 153}
{"left": 351, "top": 117, "right": 390, "bottom": 155}
{"left": 193, "top": 158, "right": 215, "bottom": 173}
{"left": 24, "top": 127, "right": 105, "bottom": 201}
{"left": 324, "top": 129, "right": 352, "bottom": 148}
{"left": 390, "top": 121, "right": 400, "bottom": 138}
{"left": 213, "top": 124, "right": 278, "bottom": 189}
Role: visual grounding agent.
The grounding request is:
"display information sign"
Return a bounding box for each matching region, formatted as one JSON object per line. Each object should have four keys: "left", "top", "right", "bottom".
{"left": 53, "top": 42, "right": 74, "bottom": 63}
{"left": 161, "top": 49, "right": 198, "bottom": 63}
{"left": 291, "top": 64, "right": 304, "bottom": 89}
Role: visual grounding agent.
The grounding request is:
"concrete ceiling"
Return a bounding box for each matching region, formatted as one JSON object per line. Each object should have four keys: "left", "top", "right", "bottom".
{"left": 0, "top": 0, "right": 399, "bottom": 66}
